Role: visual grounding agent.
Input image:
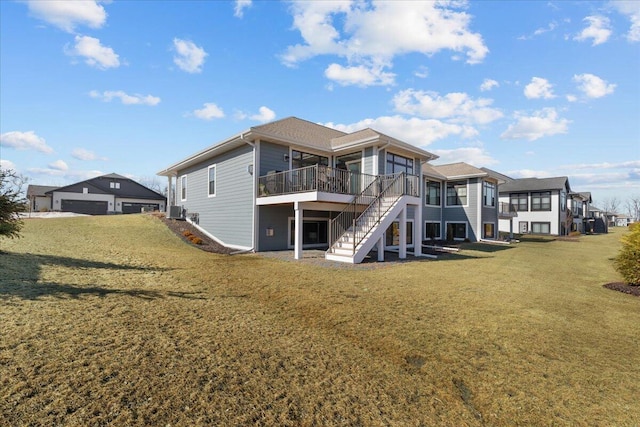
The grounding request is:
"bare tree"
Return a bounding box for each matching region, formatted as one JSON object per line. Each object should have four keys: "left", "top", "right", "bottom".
{"left": 138, "top": 176, "right": 163, "bottom": 194}
{"left": 626, "top": 194, "right": 640, "bottom": 221}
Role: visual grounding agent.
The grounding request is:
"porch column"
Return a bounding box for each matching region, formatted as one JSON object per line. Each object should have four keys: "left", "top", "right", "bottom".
{"left": 166, "top": 175, "right": 173, "bottom": 217}
{"left": 414, "top": 202, "right": 422, "bottom": 257}
{"left": 294, "top": 201, "right": 303, "bottom": 260}
{"left": 399, "top": 207, "right": 407, "bottom": 259}
{"left": 377, "top": 235, "right": 385, "bottom": 261}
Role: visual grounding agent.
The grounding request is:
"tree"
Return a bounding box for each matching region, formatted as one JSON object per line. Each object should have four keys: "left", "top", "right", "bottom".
{"left": 0, "top": 168, "right": 28, "bottom": 239}
{"left": 614, "top": 223, "right": 640, "bottom": 286}
{"left": 625, "top": 194, "right": 640, "bottom": 221}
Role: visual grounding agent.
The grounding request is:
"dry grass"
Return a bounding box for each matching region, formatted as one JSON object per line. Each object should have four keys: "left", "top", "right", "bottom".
{"left": 1, "top": 215, "right": 639, "bottom": 426}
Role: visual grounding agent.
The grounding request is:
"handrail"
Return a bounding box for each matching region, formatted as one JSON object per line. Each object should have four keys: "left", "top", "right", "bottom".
{"left": 328, "top": 172, "right": 408, "bottom": 256}
{"left": 257, "top": 165, "right": 377, "bottom": 197}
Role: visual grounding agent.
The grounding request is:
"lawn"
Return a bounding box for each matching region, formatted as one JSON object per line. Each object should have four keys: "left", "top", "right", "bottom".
{"left": 1, "top": 215, "right": 638, "bottom": 426}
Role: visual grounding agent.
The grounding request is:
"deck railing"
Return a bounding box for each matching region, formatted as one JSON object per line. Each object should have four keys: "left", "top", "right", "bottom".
{"left": 498, "top": 202, "right": 518, "bottom": 218}
{"left": 257, "top": 165, "right": 377, "bottom": 197}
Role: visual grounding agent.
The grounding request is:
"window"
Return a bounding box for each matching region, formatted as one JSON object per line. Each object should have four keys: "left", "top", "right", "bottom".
{"left": 109, "top": 182, "right": 120, "bottom": 189}
{"left": 531, "top": 191, "right": 551, "bottom": 211}
{"left": 291, "top": 150, "right": 328, "bottom": 169}
{"left": 385, "top": 221, "right": 413, "bottom": 247}
{"left": 289, "top": 219, "right": 329, "bottom": 247}
{"left": 425, "top": 180, "right": 441, "bottom": 206}
{"left": 531, "top": 222, "right": 551, "bottom": 234}
{"left": 446, "top": 181, "right": 467, "bottom": 206}
{"left": 425, "top": 222, "right": 441, "bottom": 239}
{"left": 483, "top": 181, "right": 496, "bottom": 207}
{"left": 208, "top": 165, "right": 216, "bottom": 196}
{"left": 483, "top": 223, "right": 495, "bottom": 239}
{"left": 386, "top": 153, "right": 414, "bottom": 175}
{"left": 560, "top": 191, "right": 566, "bottom": 211}
{"left": 180, "top": 175, "right": 187, "bottom": 201}
{"left": 510, "top": 193, "right": 528, "bottom": 212}
{"left": 446, "top": 222, "right": 467, "bottom": 240}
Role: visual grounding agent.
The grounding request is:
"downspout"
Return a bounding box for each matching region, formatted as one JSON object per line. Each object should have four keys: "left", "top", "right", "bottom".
{"left": 239, "top": 134, "right": 257, "bottom": 253}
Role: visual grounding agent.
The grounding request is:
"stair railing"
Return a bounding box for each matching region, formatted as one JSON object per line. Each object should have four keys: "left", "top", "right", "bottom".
{"left": 328, "top": 172, "right": 406, "bottom": 256}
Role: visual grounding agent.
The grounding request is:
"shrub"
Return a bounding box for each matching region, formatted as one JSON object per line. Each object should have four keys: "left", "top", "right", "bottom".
{"left": 189, "top": 236, "right": 203, "bottom": 245}
{"left": 614, "top": 223, "right": 640, "bottom": 286}
{"left": 182, "top": 230, "right": 193, "bottom": 238}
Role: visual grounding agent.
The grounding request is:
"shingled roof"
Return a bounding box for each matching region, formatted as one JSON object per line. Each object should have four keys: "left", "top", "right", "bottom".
{"left": 27, "top": 185, "right": 59, "bottom": 197}
{"left": 499, "top": 177, "right": 570, "bottom": 193}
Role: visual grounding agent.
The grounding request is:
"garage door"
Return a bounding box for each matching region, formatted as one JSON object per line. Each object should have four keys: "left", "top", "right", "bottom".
{"left": 122, "top": 202, "right": 160, "bottom": 214}
{"left": 61, "top": 199, "right": 108, "bottom": 215}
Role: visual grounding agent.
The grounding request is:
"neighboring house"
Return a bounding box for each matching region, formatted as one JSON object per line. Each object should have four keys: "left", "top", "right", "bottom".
{"left": 615, "top": 215, "right": 633, "bottom": 227}
{"left": 569, "top": 191, "right": 592, "bottom": 233}
{"left": 423, "top": 163, "right": 500, "bottom": 242}
{"left": 588, "top": 207, "right": 608, "bottom": 233}
{"left": 46, "top": 173, "right": 166, "bottom": 215}
{"left": 157, "top": 117, "right": 499, "bottom": 264}
{"left": 498, "top": 177, "right": 572, "bottom": 236}
{"left": 26, "top": 184, "right": 58, "bottom": 212}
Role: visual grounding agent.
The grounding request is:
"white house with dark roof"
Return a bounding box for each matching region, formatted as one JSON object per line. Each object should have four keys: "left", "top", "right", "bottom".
{"left": 498, "top": 177, "right": 572, "bottom": 236}
{"left": 26, "top": 184, "right": 58, "bottom": 212}
{"left": 46, "top": 173, "right": 166, "bottom": 215}
{"left": 158, "top": 117, "right": 499, "bottom": 263}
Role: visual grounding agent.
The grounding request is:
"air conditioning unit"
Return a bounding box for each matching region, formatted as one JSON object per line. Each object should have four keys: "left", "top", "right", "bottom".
{"left": 168, "top": 205, "right": 183, "bottom": 219}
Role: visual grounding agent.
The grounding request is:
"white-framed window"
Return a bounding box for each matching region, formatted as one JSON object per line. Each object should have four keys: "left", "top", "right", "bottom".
{"left": 109, "top": 182, "right": 120, "bottom": 189}
{"left": 207, "top": 165, "right": 216, "bottom": 197}
{"left": 180, "top": 175, "right": 187, "bottom": 201}
{"left": 483, "top": 181, "right": 496, "bottom": 207}
{"left": 483, "top": 222, "right": 496, "bottom": 239}
{"left": 446, "top": 180, "right": 468, "bottom": 206}
{"left": 425, "top": 180, "right": 441, "bottom": 206}
{"left": 425, "top": 221, "right": 441, "bottom": 240}
{"left": 446, "top": 222, "right": 467, "bottom": 240}
{"left": 385, "top": 220, "right": 414, "bottom": 247}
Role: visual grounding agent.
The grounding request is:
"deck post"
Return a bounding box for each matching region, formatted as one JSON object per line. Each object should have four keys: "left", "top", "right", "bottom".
{"left": 294, "top": 201, "right": 303, "bottom": 260}
{"left": 377, "top": 235, "right": 385, "bottom": 261}
{"left": 166, "top": 175, "right": 173, "bottom": 217}
{"left": 399, "top": 207, "right": 407, "bottom": 259}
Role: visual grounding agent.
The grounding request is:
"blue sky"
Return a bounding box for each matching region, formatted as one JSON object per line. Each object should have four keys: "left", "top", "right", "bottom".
{"left": 1, "top": 0, "right": 638, "bottom": 207}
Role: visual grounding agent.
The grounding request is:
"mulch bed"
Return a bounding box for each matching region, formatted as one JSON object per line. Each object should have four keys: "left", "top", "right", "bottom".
{"left": 155, "top": 215, "right": 235, "bottom": 254}
{"left": 603, "top": 282, "right": 640, "bottom": 297}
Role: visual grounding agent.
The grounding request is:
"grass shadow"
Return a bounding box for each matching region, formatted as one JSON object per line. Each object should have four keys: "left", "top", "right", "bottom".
{"left": 461, "top": 243, "right": 514, "bottom": 253}
{"left": 0, "top": 251, "right": 177, "bottom": 301}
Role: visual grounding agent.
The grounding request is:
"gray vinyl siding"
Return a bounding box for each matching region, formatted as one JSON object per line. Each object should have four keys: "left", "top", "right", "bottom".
{"left": 259, "top": 141, "right": 289, "bottom": 175}
{"left": 442, "top": 178, "right": 480, "bottom": 241}
{"left": 257, "top": 207, "right": 334, "bottom": 251}
{"left": 378, "top": 149, "right": 386, "bottom": 175}
{"left": 178, "top": 144, "right": 254, "bottom": 248}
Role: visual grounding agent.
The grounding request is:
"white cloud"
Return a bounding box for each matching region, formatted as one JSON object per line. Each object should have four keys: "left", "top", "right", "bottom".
{"left": 0, "top": 159, "right": 17, "bottom": 170}
{"left": 414, "top": 66, "right": 429, "bottom": 79}
{"left": 281, "top": 1, "right": 488, "bottom": 86}
{"left": 506, "top": 169, "right": 552, "bottom": 178}
{"left": 574, "top": 15, "right": 612, "bottom": 46}
{"left": 48, "top": 160, "right": 69, "bottom": 171}
{"left": 325, "top": 115, "right": 476, "bottom": 147}
{"left": 173, "top": 38, "right": 207, "bottom": 73}
{"left": 234, "top": 0, "right": 252, "bottom": 18}
{"left": 191, "top": 103, "right": 225, "bottom": 120}
{"left": 89, "top": 90, "right": 160, "bottom": 106}
{"left": 573, "top": 73, "right": 616, "bottom": 98}
{"left": 560, "top": 160, "right": 640, "bottom": 170}
{"left": 518, "top": 21, "right": 558, "bottom": 40}
{"left": 67, "top": 35, "right": 120, "bottom": 69}
{"left": 26, "top": 0, "right": 107, "bottom": 33}
{"left": 72, "top": 148, "right": 108, "bottom": 161}
{"left": 432, "top": 147, "right": 498, "bottom": 167}
{"left": 250, "top": 106, "right": 276, "bottom": 123}
{"left": 0, "top": 130, "right": 54, "bottom": 154}
{"left": 524, "top": 77, "right": 555, "bottom": 99}
{"left": 566, "top": 94, "right": 578, "bottom": 102}
{"left": 28, "top": 167, "right": 103, "bottom": 180}
{"left": 480, "top": 78, "right": 499, "bottom": 92}
{"left": 392, "top": 89, "right": 503, "bottom": 125}
{"left": 501, "top": 108, "right": 570, "bottom": 141}
{"left": 324, "top": 63, "right": 395, "bottom": 87}
{"left": 611, "top": 1, "right": 640, "bottom": 42}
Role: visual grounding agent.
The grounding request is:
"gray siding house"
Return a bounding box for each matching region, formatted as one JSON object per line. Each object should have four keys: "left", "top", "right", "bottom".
{"left": 158, "top": 117, "right": 498, "bottom": 263}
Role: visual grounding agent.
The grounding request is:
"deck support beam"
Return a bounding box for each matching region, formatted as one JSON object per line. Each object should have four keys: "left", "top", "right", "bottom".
{"left": 294, "top": 201, "right": 303, "bottom": 260}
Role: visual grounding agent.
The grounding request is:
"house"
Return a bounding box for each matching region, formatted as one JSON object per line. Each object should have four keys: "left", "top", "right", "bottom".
{"left": 588, "top": 206, "right": 608, "bottom": 233}
{"left": 615, "top": 215, "right": 634, "bottom": 227}
{"left": 423, "top": 163, "right": 500, "bottom": 242}
{"left": 26, "top": 184, "right": 58, "bottom": 212}
{"left": 46, "top": 173, "right": 166, "bottom": 215}
{"left": 497, "top": 177, "right": 572, "bottom": 236}
{"left": 157, "top": 117, "right": 499, "bottom": 264}
{"left": 569, "top": 191, "right": 592, "bottom": 233}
